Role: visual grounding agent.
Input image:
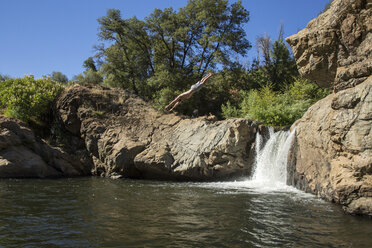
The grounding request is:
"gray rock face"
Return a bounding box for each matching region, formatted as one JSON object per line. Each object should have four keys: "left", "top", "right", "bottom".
{"left": 0, "top": 116, "right": 92, "bottom": 178}
{"left": 286, "top": 0, "right": 372, "bottom": 216}
{"left": 56, "top": 85, "right": 258, "bottom": 180}
{"left": 135, "top": 118, "right": 257, "bottom": 180}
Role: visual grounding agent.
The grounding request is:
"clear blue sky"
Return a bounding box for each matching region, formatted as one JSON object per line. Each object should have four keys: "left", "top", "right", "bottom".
{"left": 0, "top": 0, "right": 328, "bottom": 80}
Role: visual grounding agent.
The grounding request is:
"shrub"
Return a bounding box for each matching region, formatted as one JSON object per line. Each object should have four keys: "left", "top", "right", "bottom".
{"left": 0, "top": 76, "right": 63, "bottom": 122}
{"left": 226, "top": 78, "right": 330, "bottom": 126}
{"left": 221, "top": 101, "right": 241, "bottom": 119}
{"left": 152, "top": 87, "right": 182, "bottom": 112}
{"left": 74, "top": 69, "right": 103, "bottom": 85}
{"left": 287, "top": 77, "right": 329, "bottom": 101}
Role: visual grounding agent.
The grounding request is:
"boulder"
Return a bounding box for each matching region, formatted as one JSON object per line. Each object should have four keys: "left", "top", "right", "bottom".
{"left": 135, "top": 118, "right": 257, "bottom": 180}
{"left": 286, "top": 0, "right": 372, "bottom": 216}
{"left": 0, "top": 116, "right": 93, "bottom": 178}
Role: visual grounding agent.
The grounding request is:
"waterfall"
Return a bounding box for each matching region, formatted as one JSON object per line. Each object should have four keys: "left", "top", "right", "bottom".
{"left": 198, "top": 127, "right": 297, "bottom": 192}
{"left": 250, "top": 127, "right": 296, "bottom": 188}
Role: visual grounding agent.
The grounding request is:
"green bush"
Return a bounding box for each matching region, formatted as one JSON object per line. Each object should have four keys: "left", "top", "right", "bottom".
{"left": 152, "top": 87, "right": 181, "bottom": 112}
{"left": 0, "top": 76, "right": 63, "bottom": 122}
{"left": 74, "top": 69, "right": 103, "bottom": 85}
{"left": 223, "top": 78, "right": 330, "bottom": 126}
{"left": 287, "top": 77, "right": 330, "bottom": 101}
{"left": 221, "top": 101, "right": 241, "bottom": 119}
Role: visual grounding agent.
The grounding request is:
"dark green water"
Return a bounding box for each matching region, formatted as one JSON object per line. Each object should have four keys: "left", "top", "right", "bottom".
{"left": 0, "top": 178, "right": 371, "bottom": 248}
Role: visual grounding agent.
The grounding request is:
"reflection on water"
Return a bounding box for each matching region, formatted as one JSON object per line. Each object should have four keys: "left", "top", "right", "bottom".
{"left": 0, "top": 178, "right": 371, "bottom": 248}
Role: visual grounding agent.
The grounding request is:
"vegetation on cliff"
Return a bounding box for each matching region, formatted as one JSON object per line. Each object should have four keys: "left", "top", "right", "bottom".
{"left": 0, "top": 76, "right": 63, "bottom": 122}
{"left": 0, "top": 0, "right": 330, "bottom": 127}
{"left": 84, "top": 0, "right": 251, "bottom": 116}
{"left": 71, "top": 0, "right": 328, "bottom": 125}
{"left": 222, "top": 77, "right": 330, "bottom": 126}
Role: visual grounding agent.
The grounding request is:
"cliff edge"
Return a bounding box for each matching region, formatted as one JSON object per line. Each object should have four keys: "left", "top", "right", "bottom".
{"left": 0, "top": 84, "right": 259, "bottom": 181}
{"left": 55, "top": 85, "right": 258, "bottom": 181}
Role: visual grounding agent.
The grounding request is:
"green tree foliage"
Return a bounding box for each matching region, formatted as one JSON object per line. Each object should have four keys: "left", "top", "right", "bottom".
{"left": 80, "top": 2, "right": 327, "bottom": 125}
{"left": 74, "top": 57, "right": 103, "bottom": 85}
{"left": 83, "top": 57, "right": 97, "bottom": 72}
{"left": 222, "top": 77, "right": 330, "bottom": 126}
{"left": 95, "top": 0, "right": 251, "bottom": 103}
{"left": 221, "top": 101, "right": 240, "bottom": 118}
{"left": 74, "top": 70, "right": 103, "bottom": 85}
{"left": 0, "top": 76, "right": 63, "bottom": 122}
{"left": 254, "top": 27, "right": 298, "bottom": 90}
{"left": 220, "top": 28, "right": 305, "bottom": 125}
{"left": 266, "top": 38, "right": 298, "bottom": 90}
{"left": 50, "top": 71, "right": 68, "bottom": 83}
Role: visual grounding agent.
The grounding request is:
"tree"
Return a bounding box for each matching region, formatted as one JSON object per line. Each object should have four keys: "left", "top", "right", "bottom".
{"left": 266, "top": 38, "right": 298, "bottom": 91}
{"left": 96, "top": 13, "right": 153, "bottom": 95}
{"left": 253, "top": 26, "right": 298, "bottom": 91}
{"left": 73, "top": 56, "right": 103, "bottom": 85}
{"left": 73, "top": 69, "right": 103, "bottom": 85}
{"left": 50, "top": 71, "right": 68, "bottom": 83}
{"left": 95, "top": 0, "right": 251, "bottom": 100}
{"left": 256, "top": 34, "right": 272, "bottom": 67}
{"left": 83, "top": 57, "right": 98, "bottom": 72}
{"left": 221, "top": 26, "right": 300, "bottom": 119}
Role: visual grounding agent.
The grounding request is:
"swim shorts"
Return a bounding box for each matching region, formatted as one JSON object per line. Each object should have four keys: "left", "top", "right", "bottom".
{"left": 190, "top": 81, "right": 203, "bottom": 92}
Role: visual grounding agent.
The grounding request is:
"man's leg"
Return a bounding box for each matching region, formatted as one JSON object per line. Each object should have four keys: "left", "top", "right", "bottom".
{"left": 165, "top": 94, "right": 182, "bottom": 110}
{"left": 165, "top": 90, "right": 192, "bottom": 110}
{"left": 169, "top": 100, "right": 181, "bottom": 111}
{"left": 165, "top": 98, "right": 178, "bottom": 110}
{"left": 201, "top": 73, "right": 213, "bottom": 83}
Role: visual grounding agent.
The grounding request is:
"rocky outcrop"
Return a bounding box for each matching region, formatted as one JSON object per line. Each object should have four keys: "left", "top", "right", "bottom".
{"left": 286, "top": 0, "right": 372, "bottom": 92}
{"left": 287, "top": 79, "right": 372, "bottom": 215}
{"left": 0, "top": 116, "right": 92, "bottom": 178}
{"left": 286, "top": 0, "right": 372, "bottom": 216}
{"left": 55, "top": 85, "right": 258, "bottom": 181}
{"left": 0, "top": 84, "right": 258, "bottom": 180}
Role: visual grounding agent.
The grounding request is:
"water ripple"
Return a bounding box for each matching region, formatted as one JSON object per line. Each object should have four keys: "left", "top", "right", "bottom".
{"left": 0, "top": 178, "right": 371, "bottom": 247}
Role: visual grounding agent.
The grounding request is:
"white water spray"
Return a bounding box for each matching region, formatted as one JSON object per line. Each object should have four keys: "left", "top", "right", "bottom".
{"left": 250, "top": 127, "right": 296, "bottom": 189}
{"left": 197, "top": 127, "right": 298, "bottom": 193}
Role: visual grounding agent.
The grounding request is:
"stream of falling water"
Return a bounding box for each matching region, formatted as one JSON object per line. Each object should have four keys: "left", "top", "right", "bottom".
{"left": 198, "top": 127, "right": 298, "bottom": 192}
{"left": 250, "top": 127, "right": 296, "bottom": 188}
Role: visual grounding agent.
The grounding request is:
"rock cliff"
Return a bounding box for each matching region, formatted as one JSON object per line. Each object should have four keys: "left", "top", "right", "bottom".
{"left": 286, "top": 0, "right": 372, "bottom": 216}
{"left": 55, "top": 85, "right": 258, "bottom": 180}
{"left": 0, "top": 85, "right": 259, "bottom": 180}
{"left": 0, "top": 116, "right": 92, "bottom": 178}
{"left": 0, "top": 84, "right": 259, "bottom": 181}
{"left": 286, "top": 0, "right": 372, "bottom": 92}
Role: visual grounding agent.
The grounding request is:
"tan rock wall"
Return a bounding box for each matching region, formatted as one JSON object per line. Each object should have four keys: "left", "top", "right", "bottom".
{"left": 0, "top": 116, "right": 92, "bottom": 178}
{"left": 286, "top": 0, "right": 372, "bottom": 92}
{"left": 55, "top": 85, "right": 259, "bottom": 181}
{"left": 287, "top": 0, "right": 372, "bottom": 215}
